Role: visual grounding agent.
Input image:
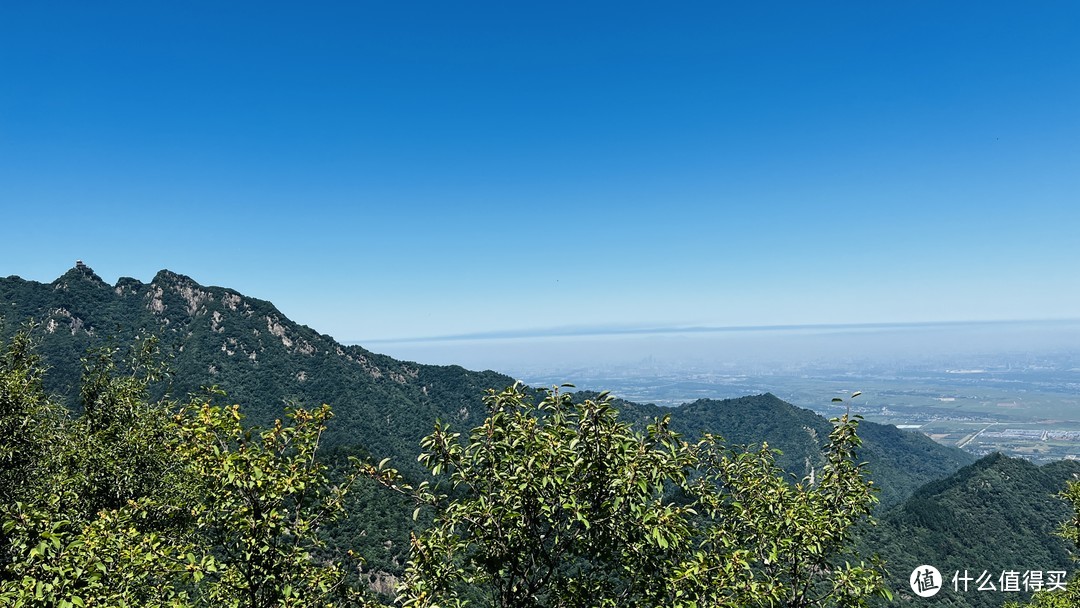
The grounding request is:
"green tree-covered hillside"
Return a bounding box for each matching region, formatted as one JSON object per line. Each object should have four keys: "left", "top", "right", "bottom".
{"left": 4, "top": 265, "right": 1075, "bottom": 608}
{"left": 1, "top": 330, "right": 891, "bottom": 607}
{"left": 0, "top": 264, "right": 972, "bottom": 505}
{"left": 1, "top": 265, "right": 512, "bottom": 478}
{"left": 864, "top": 454, "right": 1080, "bottom": 608}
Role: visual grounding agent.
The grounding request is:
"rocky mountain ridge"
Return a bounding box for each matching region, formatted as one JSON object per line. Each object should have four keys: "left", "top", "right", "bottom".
{"left": 2, "top": 263, "right": 972, "bottom": 501}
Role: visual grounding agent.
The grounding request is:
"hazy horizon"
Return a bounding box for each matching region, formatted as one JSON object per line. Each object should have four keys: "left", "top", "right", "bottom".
{"left": 360, "top": 318, "right": 1080, "bottom": 377}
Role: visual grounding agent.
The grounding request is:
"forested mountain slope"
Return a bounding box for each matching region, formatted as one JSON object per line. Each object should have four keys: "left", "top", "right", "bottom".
{"left": 9, "top": 264, "right": 1066, "bottom": 601}
{"left": 1, "top": 264, "right": 510, "bottom": 474}
{"left": 1, "top": 263, "right": 970, "bottom": 502}
{"left": 864, "top": 453, "right": 1080, "bottom": 608}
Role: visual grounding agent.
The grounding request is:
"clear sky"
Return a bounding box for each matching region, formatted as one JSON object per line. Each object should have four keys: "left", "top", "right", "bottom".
{"left": 2, "top": 1, "right": 1078, "bottom": 343}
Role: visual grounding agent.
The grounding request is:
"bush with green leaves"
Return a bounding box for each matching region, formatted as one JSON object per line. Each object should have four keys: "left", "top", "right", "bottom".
{"left": 370, "top": 383, "right": 695, "bottom": 608}
{"left": 1, "top": 333, "right": 193, "bottom": 607}
{"left": 675, "top": 412, "right": 888, "bottom": 608}
{"left": 0, "top": 494, "right": 194, "bottom": 608}
{"left": 370, "top": 384, "right": 887, "bottom": 608}
{"left": 0, "top": 332, "right": 375, "bottom": 608}
{"left": 177, "top": 401, "right": 368, "bottom": 608}
{"left": 0, "top": 329, "right": 62, "bottom": 506}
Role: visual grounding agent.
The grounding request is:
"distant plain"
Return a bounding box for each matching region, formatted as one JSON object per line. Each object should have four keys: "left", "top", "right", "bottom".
{"left": 369, "top": 320, "right": 1080, "bottom": 462}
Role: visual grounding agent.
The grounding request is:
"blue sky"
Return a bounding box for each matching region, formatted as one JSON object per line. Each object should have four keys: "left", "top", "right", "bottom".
{"left": 2, "top": 1, "right": 1078, "bottom": 342}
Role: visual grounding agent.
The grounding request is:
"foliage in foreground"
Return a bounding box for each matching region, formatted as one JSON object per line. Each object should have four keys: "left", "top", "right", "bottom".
{"left": 0, "top": 330, "right": 371, "bottom": 608}
{"left": 3, "top": 331, "right": 896, "bottom": 607}
{"left": 370, "top": 383, "right": 889, "bottom": 608}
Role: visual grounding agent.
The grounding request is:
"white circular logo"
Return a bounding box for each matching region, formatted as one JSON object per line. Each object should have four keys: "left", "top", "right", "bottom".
{"left": 910, "top": 565, "right": 942, "bottom": 598}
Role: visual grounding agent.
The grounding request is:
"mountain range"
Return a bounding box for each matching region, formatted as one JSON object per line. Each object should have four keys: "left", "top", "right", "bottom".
{"left": 2, "top": 263, "right": 1072, "bottom": 607}
{"left": 1, "top": 263, "right": 971, "bottom": 501}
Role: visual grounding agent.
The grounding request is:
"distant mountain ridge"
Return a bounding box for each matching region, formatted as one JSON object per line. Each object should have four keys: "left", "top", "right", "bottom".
{"left": 661, "top": 394, "right": 975, "bottom": 508}
{"left": 1, "top": 263, "right": 971, "bottom": 503}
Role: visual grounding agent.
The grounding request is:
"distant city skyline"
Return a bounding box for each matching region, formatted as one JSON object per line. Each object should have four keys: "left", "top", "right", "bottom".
{"left": 2, "top": 2, "right": 1077, "bottom": 342}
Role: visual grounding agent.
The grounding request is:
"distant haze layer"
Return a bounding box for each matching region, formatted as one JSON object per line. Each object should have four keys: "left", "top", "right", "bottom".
{"left": 359, "top": 319, "right": 1080, "bottom": 375}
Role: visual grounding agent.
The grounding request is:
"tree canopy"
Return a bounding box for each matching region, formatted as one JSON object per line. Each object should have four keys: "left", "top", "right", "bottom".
{"left": 368, "top": 384, "right": 889, "bottom": 608}
{"left": 2, "top": 332, "right": 889, "bottom": 607}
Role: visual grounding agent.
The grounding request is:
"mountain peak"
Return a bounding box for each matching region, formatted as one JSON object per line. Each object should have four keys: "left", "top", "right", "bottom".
{"left": 54, "top": 260, "right": 106, "bottom": 287}
{"left": 151, "top": 269, "right": 196, "bottom": 286}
